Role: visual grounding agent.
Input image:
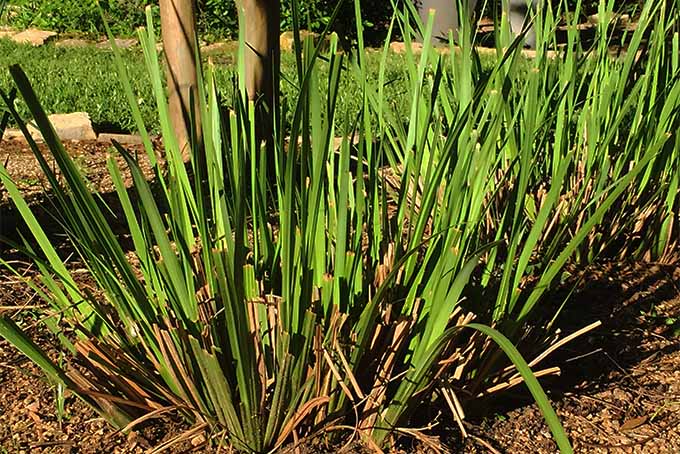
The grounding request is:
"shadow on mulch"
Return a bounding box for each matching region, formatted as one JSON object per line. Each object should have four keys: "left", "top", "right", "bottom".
{"left": 448, "top": 261, "right": 680, "bottom": 453}
{"left": 550, "top": 262, "right": 679, "bottom": 386}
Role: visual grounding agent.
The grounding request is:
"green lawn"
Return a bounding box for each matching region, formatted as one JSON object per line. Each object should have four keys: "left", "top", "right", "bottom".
{"left": 0, "top": 38, "right": 506, "bottom": 135}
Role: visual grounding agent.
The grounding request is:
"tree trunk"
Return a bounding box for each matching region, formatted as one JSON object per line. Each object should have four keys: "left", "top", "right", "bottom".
{"left": 237, "top": 0, "right": 280, "bottom": 142}
{"left": 160, "top": 0, "right": 201, "bottom": 160}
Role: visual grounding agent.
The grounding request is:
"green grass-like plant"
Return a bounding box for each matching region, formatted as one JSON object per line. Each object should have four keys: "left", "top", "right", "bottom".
{"left": 1, "top": 0, "right": 679, "bottom": 452}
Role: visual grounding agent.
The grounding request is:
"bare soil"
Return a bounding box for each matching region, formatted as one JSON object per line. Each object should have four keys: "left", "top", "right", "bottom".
{"left": 1, "top": 140, "right": 679, "bottom": 453}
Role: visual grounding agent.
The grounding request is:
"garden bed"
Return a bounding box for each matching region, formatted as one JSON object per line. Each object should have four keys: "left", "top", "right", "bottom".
{"left": 1, "top": 262, "right": 678, "bottom": 453}
{"left": 1, "top": 140, "right": 678, "bottom": 453}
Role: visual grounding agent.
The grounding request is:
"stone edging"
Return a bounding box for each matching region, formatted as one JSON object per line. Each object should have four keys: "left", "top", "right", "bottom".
{"left": 1, "top": 112, "right": 142, "bottom": 144}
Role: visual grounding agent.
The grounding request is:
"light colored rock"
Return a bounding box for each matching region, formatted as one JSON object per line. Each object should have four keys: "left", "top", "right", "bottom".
{"left": 0, "top": 30, "right": 16, "bottom": 40}
{"left": 2, "top": 112, "right": 96, "bottom": 142}
{"left": 389, "top": 41, "right": 423, "bottom": 55}
{"left": 2, "top": 122, "right": 45, "bottom": 142}
{"left": 97, "top": 133, "right": 143, "bottom": 145}
{"left": 280, "top": 31, "right": 294, "bottom": 52}
{"left": 55, "top": 38, "right": 91, "bottom": 48}
{"left": 50, "top": 112, "right": 97, "bottom": 141}
{"left": 96, "top": 38, "right": 138, "bottom": 49}
{"left": 279, "top": 30, "right": 328, "bottom": 52}
{"left": 2, "top": 128, "right": 33, "bottom": 142}
{"left": 11, "top": 29, "right": 57, "bottom": 46}
{"left": 389, "top": 42, "right": 404, "bottom": 54}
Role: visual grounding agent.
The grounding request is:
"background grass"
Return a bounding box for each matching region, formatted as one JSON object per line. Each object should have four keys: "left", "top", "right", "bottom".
{"left": 0, "top": 39, "right": 150, "bottom": 132}
{"left": 0, "top": 37, "right": 503, "bottom": 135}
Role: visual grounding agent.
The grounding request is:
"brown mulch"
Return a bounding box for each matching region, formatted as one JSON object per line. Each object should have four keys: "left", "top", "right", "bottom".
{"left": 0, "top": 138, "right": 159, "bottom": 250}
{"left": 1, "top": 139, "right": 679, "bottom": 453}
{"left": 0, "top": 138, "right": 158, "bottom": 202}
{"left": 459, "top": 263, "right": 680, "bottom": 454}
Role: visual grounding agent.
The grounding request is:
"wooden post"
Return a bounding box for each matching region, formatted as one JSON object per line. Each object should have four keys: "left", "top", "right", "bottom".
{"left": 237, "top": 0, "right": 280, "bottom": 143}
{"left": 160, "top": 0, "right": 201, "bottom": 160}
